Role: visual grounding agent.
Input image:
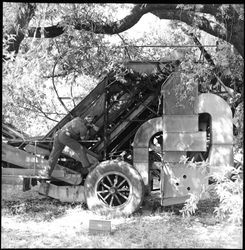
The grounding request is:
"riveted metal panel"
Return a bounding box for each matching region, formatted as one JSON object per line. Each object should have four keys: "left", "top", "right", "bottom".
{"left": 163, "top": 115, "right": 198, "bottom": 132}
{"left": 162, "top": 132, "right": 207, "bottom": 151}
{"left": 162, "top": 163, "right": 209, "bottom": 198}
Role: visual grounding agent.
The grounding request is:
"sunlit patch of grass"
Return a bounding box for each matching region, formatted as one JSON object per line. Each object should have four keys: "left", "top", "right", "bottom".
{"left": 1, "top": 190, "right": 242, "bottom": 249}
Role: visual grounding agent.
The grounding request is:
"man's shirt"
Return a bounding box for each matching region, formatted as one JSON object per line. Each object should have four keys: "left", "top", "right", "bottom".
{"left": 61, "top": 117, "right": 89, "bottom": 140}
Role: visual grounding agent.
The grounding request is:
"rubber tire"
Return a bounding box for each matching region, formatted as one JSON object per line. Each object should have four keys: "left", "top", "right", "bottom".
{"left": 84, "top": 160, "right": 144, "bottom": 217}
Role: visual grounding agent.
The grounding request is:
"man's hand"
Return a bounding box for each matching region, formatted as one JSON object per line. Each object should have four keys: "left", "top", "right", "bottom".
{"left": 91, "top": 124, "right": 99, "bottom": 132}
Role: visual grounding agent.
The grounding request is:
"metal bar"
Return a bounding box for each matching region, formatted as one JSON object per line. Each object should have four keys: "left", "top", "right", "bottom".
{"left": 2, "top": 175, "right": 50, "bottom": 179}
{"left": 214, "top": 73, "right": 233, "bottom": 97}
{"left": 138, "top": 101, "right": 158, "bottom": 115}
{"left": 104, "top": 79, "right": 109, "bottom": 160}
{"left": 78, "top": 45, "right": 217, "bottom": 49}
{"left": 5, "top": 139, "right": 99, "bottom": 143}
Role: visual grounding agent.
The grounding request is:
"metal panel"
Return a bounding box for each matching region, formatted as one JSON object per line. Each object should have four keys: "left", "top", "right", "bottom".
{"left": 2, "top": 167, "right": 48, "bottom": 177}
{"left": 163, "top": 151, "right": 187, "bottom": 162}
{"left": 162, "top": 163, "right": 209, "bottom": 198}
{"left": 162, "top": 132, "right": 207, "bottom": 151}
{"left": 196, "top": 93, "right": 233, "bottom": 144}
{"left": 2, "top": 142, "right": 82, "bottom": 185}
{"left": 2, "top": 142, "right": 50, "bottom": 169}
{"left": 133, "top": 117, "right": 162, "bottom": 148}
{"left": 163, "top": 115, "right": 198, "bottom": 132}
{"left": 24, "top": 144, "right": 99, "bottom": 164}
{"left": 161, "top": 196, "right": 190, "bottom": 206}
{"left": 208, "top": 144, "right": 234, "bottom": 174}
{"left": 51, "top": 166, "right": 82, "bottom": 185}
{"left": 133, "top": 147, "right": 149, "bottom": 163}
{"left": 162, "top": 72, "right": 198, "bottom": 115}
{"left": 1, "top": 175, "right": 24, "bottom": 185}
{"left": 134, "top": 162, "right": 149, "bottom": 186}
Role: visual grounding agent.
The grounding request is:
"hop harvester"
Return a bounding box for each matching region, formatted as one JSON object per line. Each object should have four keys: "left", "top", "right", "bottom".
{"left": 2, "top": 60, "right": 233, "bottom": 216}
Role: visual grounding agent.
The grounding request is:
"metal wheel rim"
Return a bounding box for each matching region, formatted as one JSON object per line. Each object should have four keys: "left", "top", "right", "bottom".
{"left": 95, "top": 171, "right": 132, "bottom": 208}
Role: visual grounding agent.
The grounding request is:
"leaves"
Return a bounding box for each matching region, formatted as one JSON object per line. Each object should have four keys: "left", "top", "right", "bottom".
{"left": 2, "top": 3, "right": 244, "bottom": 141}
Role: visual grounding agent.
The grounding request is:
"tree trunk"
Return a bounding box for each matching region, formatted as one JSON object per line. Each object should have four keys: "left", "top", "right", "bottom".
{"left": 3, "top": 3, "right": 36, "bottom": 58}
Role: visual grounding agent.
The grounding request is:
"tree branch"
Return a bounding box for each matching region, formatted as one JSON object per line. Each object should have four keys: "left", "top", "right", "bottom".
{"left": 11, "top": 103, "right": 60, "bottom": 122}
{"left": 5, "top": 4, "right": 244, "bottom": 58}
{"left": 51, "top": 59, "right": 71, "bottom": 115}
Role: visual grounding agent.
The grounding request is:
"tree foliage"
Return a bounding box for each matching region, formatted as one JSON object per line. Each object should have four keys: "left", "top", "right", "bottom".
{"left": 2, "top": 3, "right": 244, "bottom": 141}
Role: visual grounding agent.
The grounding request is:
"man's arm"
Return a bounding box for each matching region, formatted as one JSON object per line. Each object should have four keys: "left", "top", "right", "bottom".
{"left": 91, "top": 124, "right": 99, "bottom": 132}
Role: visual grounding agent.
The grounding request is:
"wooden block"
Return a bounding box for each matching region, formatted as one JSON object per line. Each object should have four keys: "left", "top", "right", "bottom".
{"left": 162, "top": 132, "right": 207, "bottom": 151}
{"left": 163, "top": 115, "right": 198, "bottom": 132}
{"left": 38, "top": 183, "right": 85, "bottom": 202}
{"left": 89, "top": 220, "right": 111, "bottom": 234}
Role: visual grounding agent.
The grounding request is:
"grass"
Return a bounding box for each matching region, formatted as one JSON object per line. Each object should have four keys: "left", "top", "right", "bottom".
{"left": 1, "top": 185, "right": 243, "bottom": 248}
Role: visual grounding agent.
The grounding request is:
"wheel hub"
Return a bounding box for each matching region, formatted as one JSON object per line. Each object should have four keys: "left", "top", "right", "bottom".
{"left": 109, "top": 187, "right": 116, "bottom": 194}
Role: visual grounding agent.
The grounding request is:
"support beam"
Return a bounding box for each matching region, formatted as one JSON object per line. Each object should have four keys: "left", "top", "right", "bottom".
{"left": 39, "top": 182, "right": 85, "bottom": 203}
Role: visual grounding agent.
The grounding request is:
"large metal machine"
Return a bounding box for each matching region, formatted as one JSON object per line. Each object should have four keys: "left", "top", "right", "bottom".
{"left": 2, "top": 60, "right": 233, "bottom": 216}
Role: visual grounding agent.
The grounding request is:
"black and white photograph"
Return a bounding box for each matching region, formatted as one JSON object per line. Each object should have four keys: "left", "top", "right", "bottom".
{"left": 2, "top": 3, "right": 243, "bottom": 248}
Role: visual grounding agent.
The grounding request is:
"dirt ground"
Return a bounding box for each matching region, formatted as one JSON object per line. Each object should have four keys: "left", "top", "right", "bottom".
{"left": 1, "top": 184, "right": 243, "bottom": 248}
